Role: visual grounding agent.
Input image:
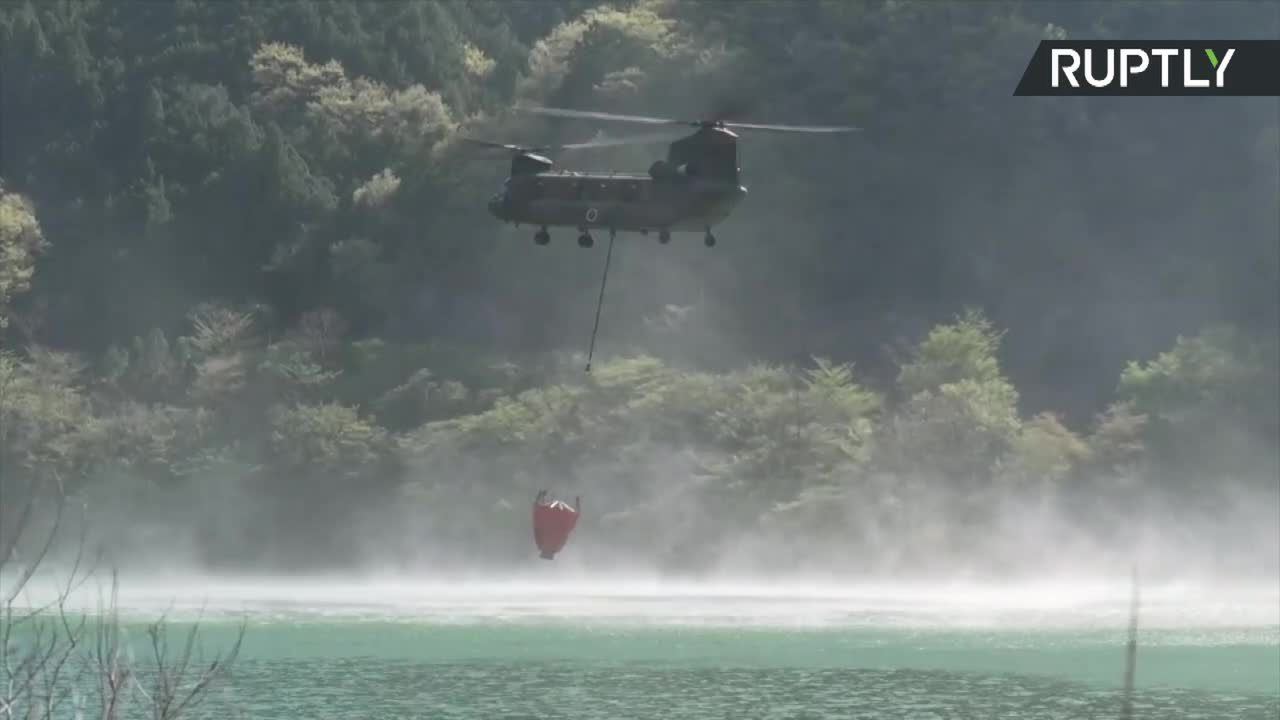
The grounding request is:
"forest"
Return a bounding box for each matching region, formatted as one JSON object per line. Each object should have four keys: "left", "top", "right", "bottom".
{"left": 1, "top": 0, "right": 1277, "bottom": 578}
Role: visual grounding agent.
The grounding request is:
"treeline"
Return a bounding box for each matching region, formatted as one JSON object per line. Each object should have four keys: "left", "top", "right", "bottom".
{"left": 1, "top": 1, "right": 1277, "bottom": 573}
{"left": 4, "top": 0, "right": 1277, "bottom": 415}
{"left": 2, "top": 261, "right": 1275, "bottom": 572}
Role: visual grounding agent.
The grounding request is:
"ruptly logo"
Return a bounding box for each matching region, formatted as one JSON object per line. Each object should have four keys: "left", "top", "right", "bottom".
{"left": 1014, "top": 40, "right": 1280, "bottom": 96}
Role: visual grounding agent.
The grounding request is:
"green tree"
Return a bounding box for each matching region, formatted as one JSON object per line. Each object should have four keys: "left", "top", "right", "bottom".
{"left": 897, "top": 308, "right": 1007, "bottom": 398}
{"left": 1118, "top": 325, "right": 1279, "bottom": 485}
{"left": 0, "top": 187, "right": 48, "bottom": 330}
{"left": 881, "top": 309, "right": 1021, "bottom": 483}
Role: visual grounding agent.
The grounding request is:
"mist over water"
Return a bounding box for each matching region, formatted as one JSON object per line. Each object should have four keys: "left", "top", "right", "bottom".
{"left": 9, "top": 570, "right": 1279, "bottom": 632}
{"left": 34, "top": 462, "right": 1280, "bottom": 590}
{"left": 12, "top": 459, "right": 1280, "bottom": 620}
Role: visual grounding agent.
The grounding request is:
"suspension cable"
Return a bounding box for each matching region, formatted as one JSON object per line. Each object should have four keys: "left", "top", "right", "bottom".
{"left": 585, "top": 231, "right": 616, "bottom": 372}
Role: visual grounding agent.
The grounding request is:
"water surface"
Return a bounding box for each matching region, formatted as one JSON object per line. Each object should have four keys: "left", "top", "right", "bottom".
{"left": 12, "top": 576, "right": 1280, "bottom": 719}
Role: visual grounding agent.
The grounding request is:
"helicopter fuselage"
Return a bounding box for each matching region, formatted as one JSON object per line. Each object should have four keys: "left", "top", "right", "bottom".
{"left": 488, "top": 170, "right": 748, "bottom": 234}
{"left": 485, "top": 125, "right": 750, "bottom": 245}
{"left": 477, "top": 110, "right": 852, "bottom": 247}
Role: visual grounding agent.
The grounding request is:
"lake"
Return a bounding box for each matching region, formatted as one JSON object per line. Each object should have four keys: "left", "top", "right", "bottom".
{"left": 11, "top": 576, "right": 1280, "bottom": 719}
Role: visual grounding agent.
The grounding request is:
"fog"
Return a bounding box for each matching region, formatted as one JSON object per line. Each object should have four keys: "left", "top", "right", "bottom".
{"left": 7, "top": 569, "right": 1279, "bottom": 633}
{"left": 14, "top": 453, "right": 1280, "bottom": 589}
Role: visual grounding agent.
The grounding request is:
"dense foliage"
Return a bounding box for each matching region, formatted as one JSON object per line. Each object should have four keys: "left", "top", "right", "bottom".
{"left": 1, "top": 0, "right": 1276, "bottom": 576}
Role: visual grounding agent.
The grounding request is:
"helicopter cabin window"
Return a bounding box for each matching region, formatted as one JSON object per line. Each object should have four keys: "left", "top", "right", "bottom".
{"left": 621, "top": 181, "right": 639, "bottom": 201}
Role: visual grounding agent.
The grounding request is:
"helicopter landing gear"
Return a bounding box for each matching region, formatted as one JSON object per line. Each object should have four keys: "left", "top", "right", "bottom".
{"left": 703, "top": 228, "right": 716, "bottom": 247}
{"left": 534, "top": 227, "right": 550, "bottom": 245}
{"left": 658, "top": 229, "right": 671, "bottom": 244}
{"left": 577, "top": 230, "right": 594, "bottom": 248}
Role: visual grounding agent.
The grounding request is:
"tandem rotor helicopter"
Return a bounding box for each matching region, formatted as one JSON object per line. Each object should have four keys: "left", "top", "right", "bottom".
{"left": 468, "top": 104, "right": 857, "bottom": 371}
{"left": 472, "top": 105, "right": 859, "bottom": 249}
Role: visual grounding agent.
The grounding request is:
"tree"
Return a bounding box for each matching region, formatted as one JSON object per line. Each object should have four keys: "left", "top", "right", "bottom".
{"left": 896, "top": 308, "right": 1008, "bottom": 398}
{"left": 1118, "top": 325, "right": 1280, "bottom": 485}
{"left": 0, "top": 186, "right": 48, "bottom": 330}
{"left": 880, "top": 309, "right": 1022, "bottom": 484}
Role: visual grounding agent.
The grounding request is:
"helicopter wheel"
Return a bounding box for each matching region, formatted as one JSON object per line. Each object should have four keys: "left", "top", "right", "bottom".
{"left": 534, "top": 228, "right": 550, "bottom": 245}
{"left": 703, "top": 230, "right": 716, "bottom": 248}
{"left": 578, "top": 232, "right": 594, "bottom": 248}
{"left": 658, "top": 229, "right": 671, "bottom": 244}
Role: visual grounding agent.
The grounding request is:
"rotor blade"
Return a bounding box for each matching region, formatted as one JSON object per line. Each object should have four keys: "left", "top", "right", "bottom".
{"left": 722, "top": 121, "right": 860, "bottom": 133}
{"left": 517, "top": 105, "right": 691, "bottom": 127}
{"left": 557, "top": 130, "right": 688, "bottom": 151}
{"left": 518, "top": 105, "right": 859, "bottom": 134}
{"left": 459, "top": 137, "right": 521, "bottom": 151}
{"left": 459, "top": 137, "right": 542, "bottom": 152}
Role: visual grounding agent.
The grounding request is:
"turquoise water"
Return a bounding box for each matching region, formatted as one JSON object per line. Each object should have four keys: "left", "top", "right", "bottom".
{"left": 182, "top": 621, "right": 1280, "bottom": 719}
{"left": 9, "top": 578, "right": 1280, "bottom": 719}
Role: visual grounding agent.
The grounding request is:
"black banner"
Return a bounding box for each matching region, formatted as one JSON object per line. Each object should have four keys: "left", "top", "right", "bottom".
{"left": 1014, "top": 40, "right": 1280, "bottom": 96}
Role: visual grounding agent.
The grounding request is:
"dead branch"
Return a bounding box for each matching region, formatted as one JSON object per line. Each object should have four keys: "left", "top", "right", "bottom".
{"left": 141, "top": 609, "right": 245, "bottom": 720}
{"left": 1, "top": 449, "right": 242, "bottom": 720}
{"left": 91, "top": 570, "right": 128, "bottom": 720}
{"left": 0, "top": 472, "right": 91, "bottom": 720}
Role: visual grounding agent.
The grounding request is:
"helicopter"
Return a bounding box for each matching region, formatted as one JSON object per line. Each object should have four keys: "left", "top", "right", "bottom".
{"left": 475, "top": 106, "right": 858, "bottom": 248}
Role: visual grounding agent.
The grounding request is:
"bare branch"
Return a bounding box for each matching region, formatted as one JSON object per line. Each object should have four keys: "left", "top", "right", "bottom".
{"left": 0, "top": 475, "right": 99, "bottom": 720}
{"left": 92, "top": 570, "right": 128, "bottom": 720}
{"left": 0, "top": 463, "right": 241, "bottom": 720}
{"left": 142, "top": 606, "right": 245, "bottom": 720}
